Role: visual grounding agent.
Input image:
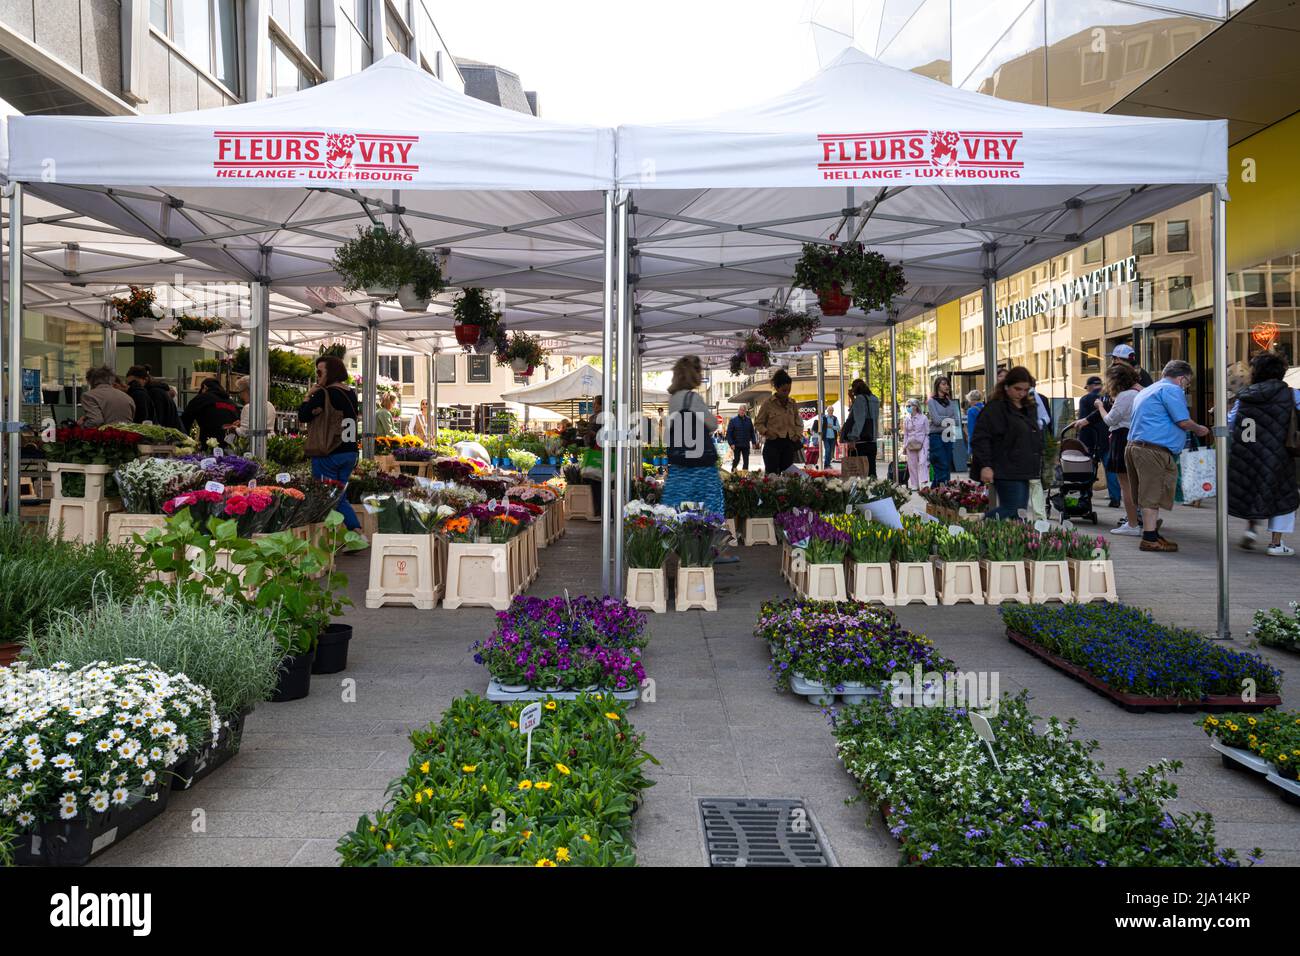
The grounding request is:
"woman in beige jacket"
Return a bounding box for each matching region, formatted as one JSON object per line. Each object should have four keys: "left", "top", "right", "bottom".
{"left": 754, "top": 369, "right": 803, "bottom": 474}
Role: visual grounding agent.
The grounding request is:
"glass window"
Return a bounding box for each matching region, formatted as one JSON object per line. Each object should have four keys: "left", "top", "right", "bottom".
{"left": 1166, "top": 220, "right": 1190, "bottom": 253}
{"left": 876, "top": 0, "right": 951, "bottom": 84}
{"left": 352, "top": 0, "right": 371, "bottom": 40}
{"left": 957, "top": 0, "right": 1045, "bottom": 104}
{"left": 1132, "top": 222, "right": 1154, "bottom": 257}
{"left": 435, "top": 353, "right": 456, "bottom": 383}
{"left": 1083, "top": 238, "right": 1103, "bottom": 264}
{"left": 1241, "top": 273, "right": 1268, "bottom": 308}
{"left": 1081, "top": 339, "right": 1101, "bottom": 373}
{"left": 339, "top": 0, "right": 372, "bottom": 75}
{"left": 401, "top": 355, "right": 414, "bottom": 383}
{"left": 270, "top": 0, "right": 321, "bottom": 65}
{"left": 1047, "top": 1, "right": 1222, "bottom": 112}
{"left": 1131, "top": 277, "right": 1154, "bottom": 313}
{"left": 384, "top": 1, "right": 410, "bottom": 57}
{"left": 266, "top": 37, "right": 317, "bottom": 97}
{"left": 1168, "top": 276, "right": 1195, "bottom": 312}
{"left": 1271, "top": 271, "right": 1293, "bottom": 308}
{"left": 150, "top": 0, "right": 168, "bottom": 30}
{"left": 467, "top": 355, "right": 492, "bottom": 383}
{"left": 155, "top": 0, "right": 239, "bottom": 91}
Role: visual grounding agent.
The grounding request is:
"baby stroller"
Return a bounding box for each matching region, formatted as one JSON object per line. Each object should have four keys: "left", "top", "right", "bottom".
{"left": 1049, "top": 423, "right": 1099, "bottom": 524}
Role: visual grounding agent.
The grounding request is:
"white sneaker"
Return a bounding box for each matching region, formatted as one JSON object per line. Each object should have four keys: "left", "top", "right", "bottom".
{"left": 1241, "top": 530, "right": 1259, "bottom": 551}
{"left": 1111, "top": 522, "right": 1143, "bottom": 536}
{"left": 1267, "top": 543, "right": 1295, "bottom": 557}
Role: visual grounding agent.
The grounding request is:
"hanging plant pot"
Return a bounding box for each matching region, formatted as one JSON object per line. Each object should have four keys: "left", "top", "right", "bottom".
{"left": 817, "top": 283, "right": 852, "bottom": 317}
{"left": 474, "top": 337, "right": 497, "bottom": 355}
{"left": 364, "top": 283, "right": 398, "bottom": 299}
{"left": 0, "top": 641, "right": 22, "bottom": 667}
{"left": 510, "top": 357, "right": 531, "bottom": 373}
{"left": 397, "top": 284, "right": 431, "bottom": 313}
{"left": 180, "top": 330, "right": 206, "bottom": 346}
{"left": 767, "top": 334, "right": 789, "bottom": 349}
{"left": 454, "top": 323, "right": 482, "bottom": 347}
{"left": 130, "top": 316, "right": 158, "bottom": 335}
{"left": 745, "top": 351, "right": 767, "bottom": 368}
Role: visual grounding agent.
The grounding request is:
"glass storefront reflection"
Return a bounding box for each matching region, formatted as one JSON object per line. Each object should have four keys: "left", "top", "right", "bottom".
{"left": 958, "top": 0, "right": 1046, "bottom": 104}
{"left": 877, "top": 0, "right": 951, "bottom": 84}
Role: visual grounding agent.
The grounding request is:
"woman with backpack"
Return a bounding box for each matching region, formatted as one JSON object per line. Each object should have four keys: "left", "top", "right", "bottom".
{"left": 299, "top": 354, "right": 362, "bottom": 531}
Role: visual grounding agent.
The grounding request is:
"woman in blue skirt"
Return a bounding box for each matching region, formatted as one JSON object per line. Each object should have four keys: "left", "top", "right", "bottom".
{"left": 660, "top": 356, "right": 726, "bottom": 516}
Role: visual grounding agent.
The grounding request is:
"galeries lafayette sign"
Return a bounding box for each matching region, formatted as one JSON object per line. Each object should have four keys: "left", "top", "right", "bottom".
{"left": 818, "top": 130, "right": 1024, "bottom": 181}
{"left": 213, "top": 130, "right": 420, "bottom": 181}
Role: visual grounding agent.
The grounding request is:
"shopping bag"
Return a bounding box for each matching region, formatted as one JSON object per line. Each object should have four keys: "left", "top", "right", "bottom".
{"left": 842, "top": 455, "right": 872, "bottom": 479}
{"left": 1180, "top": 443, "right": 1216, "bottom": 503}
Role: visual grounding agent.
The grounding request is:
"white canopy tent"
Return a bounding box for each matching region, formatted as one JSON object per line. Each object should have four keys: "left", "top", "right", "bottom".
{"left": 499, "top": 361, "right": 669, "bottom": 413}
{"left": 608, "top": 48, "right": 1232, "bottom": 633}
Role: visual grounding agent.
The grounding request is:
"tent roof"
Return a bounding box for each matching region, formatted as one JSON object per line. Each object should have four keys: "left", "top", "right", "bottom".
{"left": 499, "top": 362, "right": 669, "bottom": 408}
{"left": 615, "top": 47, "right": 1228, "bottom": 326}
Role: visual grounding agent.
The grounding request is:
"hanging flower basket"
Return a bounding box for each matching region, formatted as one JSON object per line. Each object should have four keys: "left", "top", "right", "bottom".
{"left": 498, "top": 331, "right": 548, "bottom": 373}
{"left": 454, "top": 323, "right": 482, "bottom": 347}
{"left": 171, "top": 314, "right": 223, "bottom": 345}
{"left": 817, "top": 283, "right": 853, "bottom": 317}
{"left": 397, "top": 284, "right": 430, "bottom": 312}
{"left": 474, "top": 336, "right": 498, "bottom": 354}
{"left": 510, "top": 357, "right": 531, "bottom": 373}
{"left": 333, "top": 225, "right": 444, "bottom": 304}
{"left": 745, "top": 351, "right": 767, "bottom": 368}
{"left": 131, "top": 316, "right": 158, "bottom": 334}
{"left": 110, "top": 286, "right": 162, "bottom": 334}
{"left": 454, "top": 288, "right": 505, "bottom": 353}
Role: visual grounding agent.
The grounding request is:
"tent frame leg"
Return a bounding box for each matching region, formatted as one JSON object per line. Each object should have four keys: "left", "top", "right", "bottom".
{"left": 6, "top": 183, "right": 22, "bottom": 519}
{"left": 1212, "top": 191, "right": 1230, "bottom": 641}
{"left": 600, "top": 190, "right": 615, "bottom": 595}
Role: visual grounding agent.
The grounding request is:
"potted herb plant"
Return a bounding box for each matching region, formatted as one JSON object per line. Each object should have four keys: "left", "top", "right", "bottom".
{"left": 792, "top": 241, "right": 907, "bottom": 316}
{"left": 171, "top": 314, "right": 224, "bottom": 345}
{"left": 757, "top": 308, "right": 820, "bottom": 349}
{"left": 397, "top": 244, "right": 446, "bottom": 312}
{"left": 333, "top": 225, "right": 410, "bottom": 299}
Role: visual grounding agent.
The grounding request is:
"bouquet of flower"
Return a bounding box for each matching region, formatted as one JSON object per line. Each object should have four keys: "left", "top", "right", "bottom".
{"left": 178, "top": 451, "right": 261, "bottom": 486}
{"left": 280, "top": 475, "right": 345, "bottom": 524}
{"left": 977, "top": 520, "right": 1030, "bottom": 561}
{"left": 1062, "top": 529, "right": 1108, "bottom": 561}
{"left": 631, "top": 476, "right": 663, "bottom": 505}
{"left": 624, "top": 514, "right": 674, "bottom": 569}
{"left": 934, "top": 526, "right": 981, "bottom": 562}
{"left": 1027, "top": 529, "right": 1069, "bottom": 562}
{"left": 409, "top": 481, "right": 486, "bottom": 513}
{"left": 507, "top": 484, "right": 558, "bottom": 505}
{"left": 1250, "top": 602, "right": 1300, "bottom": 653}
{"left": 466, "top": 475, "right": 510, "bottom": 500}
{"left": 393, "top": 446, "right": 436, "bottom": 462}
{"left": 469, "top": 501, "right": 534, "bottom": 538}
{"left": 106, "top": 421, "right": 196, "bottom": 452}
{"left": 0, "top": 660, "right": 219, "bottom": 831}
{"left": 920, "top": 479, "right": 988, "bottom": 513}
{"left": 673, "top": 510, "right": 729, "bottom": 567}
{"left": 506, "top": 448, "right": 539, "bottom": 472}
{"left": 346, "top": 467, "right": 415, "bottom": 503}
{"left": 892, "top": 520, "right": 935, "bottom": 563}
{"left": 44, "top": 425, "right": 142, "bottom": 468}
{"left": 114, "top": 457, "right": 205, "bottom": 513}
{"left": 803, "top": 519, "right": 850, "bottom": 565}
{"left": 161, "top": 488, "right": 226, "bottom": 528}
{"left": 438, "top": 513, "right": 477, "bottom": 542}
{"left": 255, "top": 484, "right": 308, "bottom": 531}
{"left": 827, "top": 513, "right": 896, "bottom": 563}
{"left": 218, "top": 486, "right": 280, "bottom": 537}
{"left": 433, "top": 457, "right": 479, "bottom": 482}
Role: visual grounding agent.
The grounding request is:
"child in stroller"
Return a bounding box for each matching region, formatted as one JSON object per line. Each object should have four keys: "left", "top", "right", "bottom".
{"left": 1050, "top": 423, "right": 1100, "bottom": 524}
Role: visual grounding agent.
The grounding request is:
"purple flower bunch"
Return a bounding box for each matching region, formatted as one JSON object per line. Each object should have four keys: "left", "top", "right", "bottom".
{"left": 179, "top": 451, "right": 261, "bottom": 485}
{"left": 468, "top": 501, "right": 535, "bottom": 524}
{"left": 776, "top": 509, "right": 850, "bottom": 563}
{"left": 673, "top": 510, "right": 729, "bottom": 567}
{"left": 472, "top": 595, "right": 649, "bottom": 691}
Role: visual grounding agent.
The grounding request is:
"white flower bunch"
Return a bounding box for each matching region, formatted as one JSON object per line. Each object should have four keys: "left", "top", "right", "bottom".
{"left": 624, "top": 500, "right": 677, "bottom": 520}
{"left": 114, "top": 457, "right": 205, "bottom": 514}
{"left": 0, "top": 660, "right": 218, "bottom": 829}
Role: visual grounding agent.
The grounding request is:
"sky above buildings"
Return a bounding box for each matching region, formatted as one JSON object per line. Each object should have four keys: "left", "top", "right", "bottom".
{"left": 431, "top": 0, "right": 830, "bottom": 125}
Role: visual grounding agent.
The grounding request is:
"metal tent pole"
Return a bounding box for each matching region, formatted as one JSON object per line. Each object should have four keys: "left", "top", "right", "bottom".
{"left": 427, "top": 347, "right": 436, "bottom": 445}
{"left": 981, "top": 243, "right": 999, "bottom": 396}
{"left": 103, "top": 325, "right": 117, "bottom": 372}
{"left": 836, "top": 334, "right": 846, "bottom": 464}
{"left": 362, "top": 309, "right": 378, "bottom": 458}
{"left": 1212, "top": 192, "right": 1230, "bottom": 640}
{"left": 248, "top": 274, "right": 271, "bottom": 459}
{"left": 888, "top": 315, "right": 899, "bottom": 486}
{"left": 600, "top": 190, "right": 615, "bottom": 594}
{"left": 6, "top": 183, "right": 22, "bottom": 518}
{"left": 816, "top": 351, "right": 826, "bottom": 466}
{"left": 613, "top": 193, "right": 631, "bottom": 598}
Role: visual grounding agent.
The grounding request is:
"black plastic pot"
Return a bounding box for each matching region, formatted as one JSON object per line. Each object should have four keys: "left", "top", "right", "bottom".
{"left": 311, "top": 623, "right": 353, "bottom": 675}
{"left": 170, "top": 710, "right": 249, "bottom": 790}
{"left": 14, "top": 784, "right": 171, "bottom": 866}
{"left": 271, "top": 650, "right": 315, "bottom": 702}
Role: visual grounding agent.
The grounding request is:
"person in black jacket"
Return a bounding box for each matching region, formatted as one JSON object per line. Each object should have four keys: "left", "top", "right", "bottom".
{"left": 725, "top": 406, "right": 757, "bottom": 472}
{"left": 299, "top": 355, "right": 361, "bottom": 530}
{"left": 1229, "top": 350, "right": 1300, "bottom": 557}
{"left": 143, "top": 369, "right": 183, "bottom": 431}
{"left": 182, "top": 379, "right": 240, "bottom": 449}
{"left": 123, "top": 366, "right": 154, "bottom": 425}
{"left": 971, "top": 365, "right": 1043, "bottom": 521}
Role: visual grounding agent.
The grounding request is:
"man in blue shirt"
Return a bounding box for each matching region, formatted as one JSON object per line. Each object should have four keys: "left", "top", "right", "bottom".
{"left": 725, "top": 405, "right": 758, "bottom": 472}
{"left": 1124, "top": 359, "right": 1210, "bottom": 552}
{"left": 815, "top": 410, "right": 840, "bottom": 468}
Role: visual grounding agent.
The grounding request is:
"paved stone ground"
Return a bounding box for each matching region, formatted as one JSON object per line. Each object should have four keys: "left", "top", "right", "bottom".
{"left": 94, "top": 496, "right": 1299, "bottom": 867}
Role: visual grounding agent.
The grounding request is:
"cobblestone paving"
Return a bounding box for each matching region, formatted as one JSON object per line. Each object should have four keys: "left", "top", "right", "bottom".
{"left": 95, "top": 497, "right": 1299, "bottom": 867}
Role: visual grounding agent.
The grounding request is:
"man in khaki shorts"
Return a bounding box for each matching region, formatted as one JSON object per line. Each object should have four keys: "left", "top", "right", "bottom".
{"left": 1123, "top": 359, "right": 1210, "bottom": 552}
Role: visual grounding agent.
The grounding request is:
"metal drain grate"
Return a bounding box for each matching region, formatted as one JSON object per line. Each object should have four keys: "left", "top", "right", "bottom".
{"left": 699, "top": 798, "right": 834, "bottom": 867}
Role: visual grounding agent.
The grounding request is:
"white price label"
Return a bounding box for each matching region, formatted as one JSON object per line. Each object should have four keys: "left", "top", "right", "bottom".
{"left": 248, "top": 479, "right": 257, "bottom": 488}
{"left": 276, "top": 472, "right": 291, "bottom": 484}
{"left": 204, "top": 481, "right": 225, "bottom": 494}
{"left": 200, "top": 457, "right": 217, "bottom": 469}
{"left": 947, "top": 524, "right": 964, "bottom": 537}
{"left": 518, "top": 701, "right": 542, "bottom": 734}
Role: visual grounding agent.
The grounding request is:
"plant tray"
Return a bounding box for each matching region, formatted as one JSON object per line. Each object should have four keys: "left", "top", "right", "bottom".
{"left": 1006, "top": 629, "right": 1284, "bottom": 713}
{"left": 789, "top": 672, "right": 885, "bottom": 706}
{"left": 1265, "top": 772, "right": 1300, "bottom": 807}
{"left": 13, "top": 783, "right": 171, "bottom": 866}
{"left": 1209, "top": 739, "right": 1272, "bottom": 776}
{"left": 170, "top": 711, "right": 247, "bottom": 791}
{"left": 484, "top": 678, "right": 639, "bottom": 707}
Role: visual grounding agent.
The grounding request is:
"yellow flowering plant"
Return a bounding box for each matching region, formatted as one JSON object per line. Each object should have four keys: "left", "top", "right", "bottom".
{"left": 337, "top": 693, "right": 657, "bottom": 866}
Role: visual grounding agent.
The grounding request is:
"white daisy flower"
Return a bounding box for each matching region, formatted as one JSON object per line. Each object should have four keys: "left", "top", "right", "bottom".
{"left": 89, "top": 791, "right": 110, "bottom": 812}
{"left": 110, "top": 788, "right": 128, "bottom": 805}
{"left": 134, "top": 755, "right": 148, "bottom": 768}
{"left": 4, "top": 766, "right": 20, "bottom": 779}
{"left": 94, "top": 739, "right": 113, "bottom": 753}
{"left": 20, "top": 782, "right": 35, "bottom": 796}
{"left": 107, "top": 728, "right": 126, "bottom": 742}
{"left": 25, "top": 753, "right": 44, "bottom": 771}
{"left": 141, "top": 770, "right": 156, "bottom": 785}
{"left": 16, "top": 811, "right": 34, "bottom": 826}
{"left": 50, "top": 753, "right": 74, "bottom": 768}
{"left": 149, "top": 748, "right": 163, "bottom": 761}
{"left": 59, "top": 803, "right": 77, "bottom": 820}
{"left": 64, "top": 732, "right": 84, "bottom": 746}
{"left": 21, "top": 734, "right": 39, "bottom": 747}
{"left": 61, "top": 769, "right": 82, "bottom": 784}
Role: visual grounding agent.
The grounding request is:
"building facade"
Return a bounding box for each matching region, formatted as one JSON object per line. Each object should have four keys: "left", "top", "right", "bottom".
{"left": 856, "top": 0, "right": 1298, "bottom": 425}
